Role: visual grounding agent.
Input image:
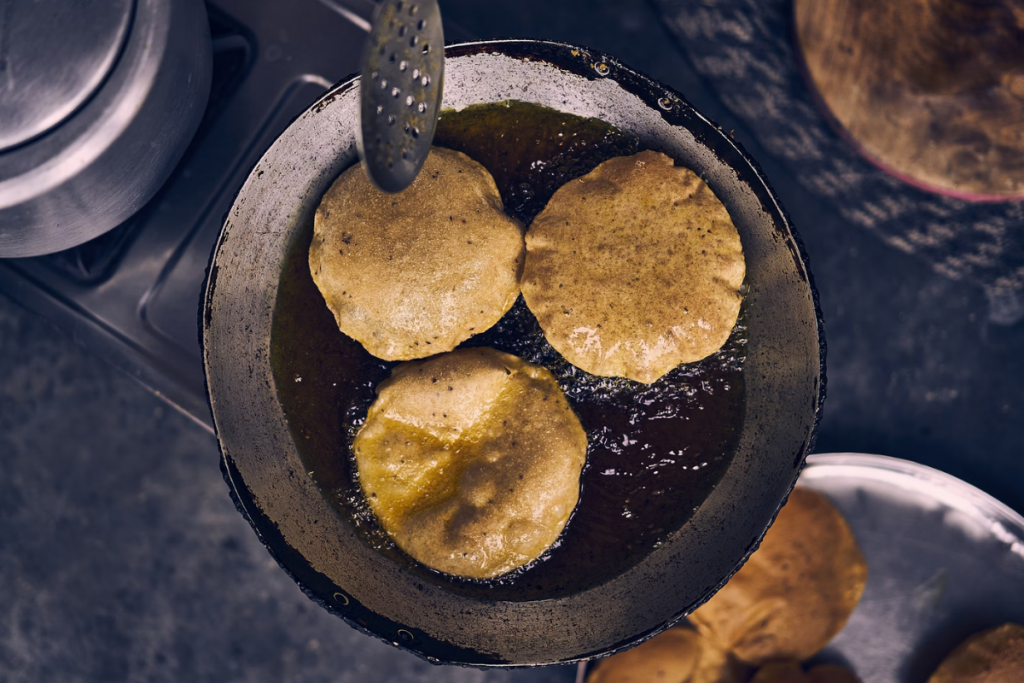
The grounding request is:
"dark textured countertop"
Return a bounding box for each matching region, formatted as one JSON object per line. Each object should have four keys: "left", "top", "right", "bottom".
{"left": 2, "top": 1, "right": 1022, "bottom": 681}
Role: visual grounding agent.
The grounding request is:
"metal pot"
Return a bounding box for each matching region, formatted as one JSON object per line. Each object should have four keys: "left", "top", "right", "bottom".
{"left": 202, "top": 40, "right": 825, "bottom": 667}
{"left": 0, "top": 0, "right": 212, "bottom": 258}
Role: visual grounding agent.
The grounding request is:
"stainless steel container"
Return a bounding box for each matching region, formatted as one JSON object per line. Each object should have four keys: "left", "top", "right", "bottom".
{"left": 0, "top": 0, "right": 213, "bottom": 258}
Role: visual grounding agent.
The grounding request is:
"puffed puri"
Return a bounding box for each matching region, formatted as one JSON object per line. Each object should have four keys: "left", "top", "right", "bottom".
{"left": 309, "top": 146, "right": 525, "bottom": 361}
{"left": 688, "top": 488, "right": 868, "bottom": 665}
{"left": 586, "top": 628, "right": 745, "bottom": 683}
{"left": 927, "top": 623, "right": 1024, "bottom": 683}
{"left": 353, "top": 347, "right": 588, "bottom": 580}
{"left": 521, "top": 150, "right": 745, "bottom": 384}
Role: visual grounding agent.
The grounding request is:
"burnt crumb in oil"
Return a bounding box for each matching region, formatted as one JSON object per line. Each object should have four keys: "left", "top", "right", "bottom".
{"left": 270, "top": 101, "right": 747, "bottom": 600}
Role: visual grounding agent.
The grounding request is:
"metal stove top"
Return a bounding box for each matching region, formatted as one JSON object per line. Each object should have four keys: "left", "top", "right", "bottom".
{"left": 0, "top": 0, "right": 470, "bottom": 430}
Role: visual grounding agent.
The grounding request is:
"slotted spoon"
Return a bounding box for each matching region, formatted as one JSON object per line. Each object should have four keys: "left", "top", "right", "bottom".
{"left": 358, "top": 0, "right": 444, "bottom": 193}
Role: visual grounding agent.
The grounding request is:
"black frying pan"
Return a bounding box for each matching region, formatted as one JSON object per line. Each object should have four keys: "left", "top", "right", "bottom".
{"left": 202, "top": 40, "right": 825, "bottom": 667}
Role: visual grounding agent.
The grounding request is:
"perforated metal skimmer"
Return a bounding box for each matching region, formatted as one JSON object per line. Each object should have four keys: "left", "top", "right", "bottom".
{"left": 359, "top": 0, "right": 444, "bottom": 193}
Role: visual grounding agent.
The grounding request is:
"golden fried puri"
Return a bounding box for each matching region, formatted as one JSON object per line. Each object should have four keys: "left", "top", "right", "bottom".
{"left": 689, "top": 488, "right": 868, "bottom": 665}
{"left": 928, "top": 623, "right": 1024, "bottom": 683}
{"left": 689, "top": 632, "right": 748, "bottom": 683}
{"left": 586, "top": 629, "right": 700, "bottom": 683}
{"left": 310, "top": 147, "right": 524, "bottom": 361}
{"left": 751, "top": 661, "right": 808, "bottom": 683}
{"left": 807, "top": 664, "right": 861, "bottom": 683}
{"left": 521, "top": 150, "right": 745, "bottom": 383}
{"left": 586, "top": 628, "right": 745, "bottom": 683}
{"left": 751, "top": 662, "right": 860, "bottom": 683}
{"left": 353, "top": 347, "right": 587, "bottom": 579}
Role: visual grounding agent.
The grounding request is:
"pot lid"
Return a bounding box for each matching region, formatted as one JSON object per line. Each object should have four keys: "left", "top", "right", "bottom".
{"left": 0, "top": 0, "right": 135, "bottom": 152}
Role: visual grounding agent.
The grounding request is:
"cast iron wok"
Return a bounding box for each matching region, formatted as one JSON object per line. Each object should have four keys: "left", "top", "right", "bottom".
{"left": 202, "top": 40, "right": 825, "bottom": 667}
